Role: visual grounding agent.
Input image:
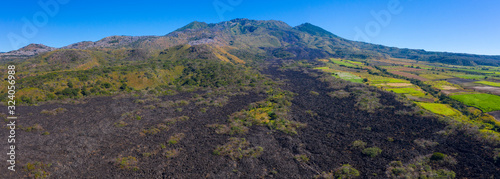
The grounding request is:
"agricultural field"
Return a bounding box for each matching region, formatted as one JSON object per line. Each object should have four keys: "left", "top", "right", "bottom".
{"left": 416, "top": 102, "right": 460, "bottom": 116}
{"left": 332, "top": 72, "right": 363, "bottom": 83}
{"left": 315, "top": 57, "right": 500, "bottom": 119}
{"left": 424, "top": 80, "right": 462, "bottom": 90}
{"left": 314, "top": 67, "right": 364, "bottom": 83}
{"left": 450, "top": 93, "right": 500, "bottom": 112}
{"left": 329, "top": 58, "right": 359, "bottom": 68}
{"left": 418, "top": 73, "right": 454, "bottom": 80}
{"left": 475, "top": 81, "right": 500, "bottom": 87}
{"left": 386, "top": 87, "right": 426, "bottom": 97}
{"left": 315, "top": 59, "right": 436, "bottom": 102}
{"left": 453, "top": 74, "right": 488, "bottom": 80}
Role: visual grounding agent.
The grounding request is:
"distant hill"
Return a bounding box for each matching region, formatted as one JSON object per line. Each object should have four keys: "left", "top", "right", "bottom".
{"left": 0, "top": 44, "right": 55, "bottom": 61}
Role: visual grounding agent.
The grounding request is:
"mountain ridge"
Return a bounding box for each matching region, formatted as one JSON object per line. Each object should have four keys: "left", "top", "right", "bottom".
{"left": 2, "top": 19, "right": 500, "bottom": 66}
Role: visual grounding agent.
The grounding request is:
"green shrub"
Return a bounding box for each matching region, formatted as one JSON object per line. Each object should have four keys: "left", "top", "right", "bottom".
{"left": 391, "top": 167, "right": 407, "bottom": 176}
{"left": 165, "top": 149, "right": 180, "bottom": 158}
{"left": 114, "top": 121, "right": 128, "bottom": 127}
{"left": 310, "top": 91, "right": 320, "bottom": 96}
{"left": 24, "top": 124, "right": 43, "bottom": 132}
{"left": 305, "top": 110, "right": 317, "bottom": 116}
{"left": 351, "top": 140, "right": 367, "bottom": 149}
{"left": 142, "top": 153, "right": 152, "bottom": 157}
{"left": 430, "top": 152, "right": 445, "bottom": 161}
{"left": 294, "top": 154, "right": 310, "bottom": 163}
{"left": 207, "top": 124, "right": 230, "bottom": 134}
{"left": 142, "top": 127, "right": 161, "bottom": 135}
{"left": 413, "top": 139, "right": 438, "bottom": 148}
{"left": 168, "top": 133, "right": 185, "bottom": 145}
{"left": 135, "top": 99, "right": 145, "bottom": 104}
{"left": 101, "top": 82, "right": 112, "bottom": 88}
{"left": 213, "top": 138, "right": 264, "bottom": 160}
{"left": 387, "top": 156, "right": 457, "bottom": 179}
{"left": 436, "top": 169, "right": 456, "bottom": 178}
{"left": 335, "top": 164, "right": 360, "bottom": 178}
{"left": 116, "top": 156, "right": 138, "bottom": 170}
{"left": 315, "top": 164, "right": 360, "bottom": 179}
{"left": 494, "top": 148, "right": 500, "bottom": 162}
{"left": 362, "top": 147, "right": 382, "bottom": 157}
{"left": 176, "top": 100, "right": 190, "bottom": 106}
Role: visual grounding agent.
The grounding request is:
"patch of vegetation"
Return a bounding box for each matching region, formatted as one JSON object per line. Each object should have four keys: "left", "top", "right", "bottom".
{"left": 430, "top": 152, "right": 445, "bottom": 161}
{"left": 315, "top": 164, "right": 360, "bottom": 179}
{"left": 23, "top": 124, "right": 43, "bottom": 132}
{"left": 413, "top": 139, "right": 439, "bottom": 148}
{"left": 116, "top": 156, "right": 139, "bottom": 171}
{"left": 327, "top": 90, "right": 350, "bottom": 98}
{"left": 352, "top": 87, "right": 382, "bottom": 113}
{"left": 164, "top": 116, "right": 190, "bottom": 125}
{"left": 121, "top": 110, "right": 143, "bottom": 121}
{"left": 24, "top": 162, "right": 51, "bottom": 179}
{"left": 213, "top": 138, "right": 264, "bottom": 160}
{"left": 387, "top": 137, "right": 394, "bottom": 142}
{"left": 494, "top": 148, "right": 500, "bottom": 163}
{"left": 40, "top": 107, "right": 67, "bottom": 115}
{"left": 143, "top": 104, "right": 156, "bottom": 109}
{"left": 351, "top": 140, "right": 367, "bottom": 150}
{"left": 362, "top": 147, "right": 382, "bottom": 157}
{"left": 142, "top": 127, "right": 162, "bottom": 135}
{"left": 142, "top": 153, "right": 152, "bottom": 157}
{"left": 168, "top": 133, "right": 185, "bottom": 145}
{"left": 293, "top": 154, "right": 310, "bottom": 163}
{"left": 141, "top": 116, "right": 190, "bottom": 136}
{"left": 222, "top": 88, "right": 306, "bottom": 135}
{"left": 386, "top": 155, "right": 456, "bottom": 178}
{"left": 164, "top": 149, "right": 181, "bottom": 158}
{"left": 114, "top": 121, "right": 128, "bottom": 127}
{"left": 305, "top": 110, "right": 317, "bottom": 116}
{"left": 207, "top": 124, "right": 230, "bottom": 134}
{"left": 309, "top": 91, "right": 319, "bottom": 96}
{"left": 5, "top": 54, "right": 261, "bottom": 105}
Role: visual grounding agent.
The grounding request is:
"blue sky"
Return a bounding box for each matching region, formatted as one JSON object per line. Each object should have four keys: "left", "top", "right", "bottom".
{"left": 1, "top": 0, "right": 499, "bottom": 55}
